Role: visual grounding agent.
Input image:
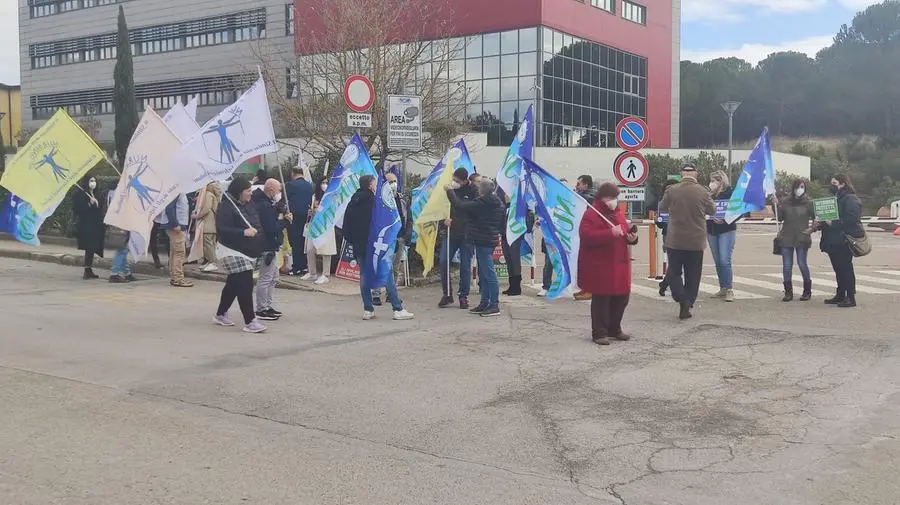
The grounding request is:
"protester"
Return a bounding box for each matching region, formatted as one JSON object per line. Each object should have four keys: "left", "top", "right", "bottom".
{"left": 74, "top": 175, "right": 105, "bottom": 280}
{"left": 343, "top": 175, "right": 414, "bottom": 321}
{"left": 657, "top": 178, "right": 678, "bottom": 297}
{"left": 303, "top": 176, "right": 337, "bottom": 284}
{"left": 706, "top": 170, "right": 738, "bottom": 302}
{"left": 818, "top": 174, "right": 864, "bottom": 308}
{"left": 385, "top": 171, "right": 411, "bottom": 284}
{"left": 773, "top": 179, "right": 814, "bottom": 302}
{"left": 156, "top": 193, "right": 193, "bottom": 288}
{"left": 215, "top": 178, "right": 266, "bottom": 333}
{"left": 250, "top": 169, "right": 267, "bottom": 191}
{"left": 447, "top": 178, "right": 505, "bottom": 317}
{"left": 659, "top": 165, "right": 717, "bottom": 320}
{"left": 500, "top": 197, "right": 532, "bottom": 298}
{"left": 106, "top": 183, "right": 134, "bottom": 284}
{"left": 192, "top": 181, "right": 221, "bottom": 272}
{"left": 252, "top": 179, "right": 293, "bottom": 321}
{"left": 439, "top": 167, "right": 477, "bottom": 309}
{"left": 148, "top": 222, "right": 163, "bottom": 269}
{"left": 286, "top": 165, "right": 314, "bottom": 276}
{"left": 578, "top": 183, "right": 639, "bottom": 345}
{"left": 572, "top": 175, "right": 596, "bottom": 301}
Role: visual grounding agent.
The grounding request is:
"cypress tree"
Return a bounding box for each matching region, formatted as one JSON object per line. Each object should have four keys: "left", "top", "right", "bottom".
{"left": 113, "top": 5, "right": 138, "bottom": 167}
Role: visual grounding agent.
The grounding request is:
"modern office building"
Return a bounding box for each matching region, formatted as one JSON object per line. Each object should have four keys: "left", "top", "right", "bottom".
{"left": 293, "top": 0, "right": 681, "bottom": 149}
{"left": 18, "top": 0, "right": 679, "bottom": 149}
{"left": 18, "top": 0, "right": 296, "bottom": 142}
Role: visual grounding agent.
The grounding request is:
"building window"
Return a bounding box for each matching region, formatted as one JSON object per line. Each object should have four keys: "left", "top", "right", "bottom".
{"left": 622, "top": 1, "right": 646, "bottom": 25}
{"left": 29, "top": 8, "right": 267, "bottom": 69}
{"left": 285, "top": 4, "right": 295, "bottom": 35}
{"left": 29, "top": 0, "right": 125, "bottom": 19}
{"left": 591, "top": 0, "right": 614, "bottom": 13}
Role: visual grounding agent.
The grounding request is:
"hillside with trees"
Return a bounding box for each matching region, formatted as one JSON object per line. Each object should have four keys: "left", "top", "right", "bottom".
{"left": 680, "top": 0, "right": 900, "bottom": 211}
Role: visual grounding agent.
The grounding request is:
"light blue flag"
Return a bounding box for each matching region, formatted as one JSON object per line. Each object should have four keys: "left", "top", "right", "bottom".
{"left": 521, "top": 158, "right": 588, "bottom": 300}
{"left": 0, "top": 193, "right": 60, "bottom": 246}
{"left": 363, "top": 172, "right": 402, "bottom": 289}
{"left": 501, "top": 105, "right": 535, "bottom": 245}
{"left": 726, "top": 127, "right": 774, "bottom": 224}
{"left": 308, "top": 133, "right": 377, "bottom": 249}
{"left": 409, "top": 139, "right": 475, "bottom": 244}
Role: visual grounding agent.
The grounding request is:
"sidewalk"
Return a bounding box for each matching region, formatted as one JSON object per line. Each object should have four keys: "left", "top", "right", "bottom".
{"left": 0, "top": 235, "right": 363, "bottom": 296}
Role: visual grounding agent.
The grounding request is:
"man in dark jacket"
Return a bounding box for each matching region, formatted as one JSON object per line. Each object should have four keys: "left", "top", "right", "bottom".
{"left": 447, "top": 178, "right": 505, "bottom": 318}
{"left": 251, "top": 179, "right": 293, "bottom": 320}
{"left": 344, "top": 175, "right": 413, "bottom": 321}
{"left": 439, "top": 167, "right": 478, "bottom": 309}
{"left": 285, "top": 165, "right": 313, "bottom": 275}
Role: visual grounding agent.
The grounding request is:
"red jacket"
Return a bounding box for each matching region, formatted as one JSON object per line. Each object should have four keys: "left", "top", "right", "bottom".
{"left": 577, "top": 202, "right": 637, "bottom": 296}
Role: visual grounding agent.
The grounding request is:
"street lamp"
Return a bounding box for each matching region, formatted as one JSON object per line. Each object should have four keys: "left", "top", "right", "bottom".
{"left": 720, "top": 101, "right": 741, "bottom": 181}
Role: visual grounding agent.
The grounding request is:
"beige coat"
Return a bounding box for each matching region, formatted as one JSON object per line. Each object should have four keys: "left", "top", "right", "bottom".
{"left": 195, "top": 183, "right": 221, "bottom": 234}
{"left": 659, "top": 177, "right": 716, "bottom": 251}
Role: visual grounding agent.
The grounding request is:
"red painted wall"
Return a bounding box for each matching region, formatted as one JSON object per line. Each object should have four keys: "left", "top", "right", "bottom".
{"left": 293, "top": 0, "right": 673, "bottom": 147}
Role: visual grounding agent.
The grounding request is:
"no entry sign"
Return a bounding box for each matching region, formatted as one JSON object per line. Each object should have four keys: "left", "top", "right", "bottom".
{"left": 615, "top": 116, "right": 650, "bottom": 151}
{"left": 343, "top": 75, "right": 375, "bottom": 113}
{"left": 614, "top": 151, "right": 649, "bottom": 187}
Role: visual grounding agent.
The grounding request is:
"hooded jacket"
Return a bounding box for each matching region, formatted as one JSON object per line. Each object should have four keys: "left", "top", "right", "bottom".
{"left": 251, "top": 188, "right": 289, "bottom": 252}
{"left": 343, "top": 188, "right": 375, "bottom": 259}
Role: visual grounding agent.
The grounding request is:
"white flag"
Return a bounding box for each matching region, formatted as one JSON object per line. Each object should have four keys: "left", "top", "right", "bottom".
{"left": 178, "top": 76, "right": 277, "bottom": 192}
{"left": 105, "top": 108, "right": 184, "bottom": 258}
{"left": 184, "top": 95, "right": 199, "bottom": 121}
{"left": 163, "top": 100, "right": 200, "bottom": 142}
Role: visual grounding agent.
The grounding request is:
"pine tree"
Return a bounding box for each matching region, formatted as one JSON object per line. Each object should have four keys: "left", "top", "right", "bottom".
{"left": 113, "top": 5, "right": 138, "bottom": 167}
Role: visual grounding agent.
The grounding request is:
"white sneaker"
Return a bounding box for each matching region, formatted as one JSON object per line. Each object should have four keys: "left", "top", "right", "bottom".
{"left": 242, "top": 318, "right": 267, "bottom": 333}
{"left": 299, "top": 273, "right": 316, "bottom": 281}
{"left": 201, "top": 263, "right": 219, "bottom": 272}
{"left": 537, "top": 288, "right": 548, "bottom": 297}
{"left": 314, "top": 275, "right": 330, "bottom": 285}
{"left": 724, "top": 289, "right": 735, "bottom": 302}
{"left": 393, "top": 309, "right": 415, "bottom": 321}
{"left": 710, "top": 289, "right": 726, "bottom": 298}
{"left": 363, "top": 311, "right": 376, "bottom": 320}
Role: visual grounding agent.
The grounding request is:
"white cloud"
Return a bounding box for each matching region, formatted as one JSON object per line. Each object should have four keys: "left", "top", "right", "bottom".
{"left": 681, "top": 35, "right": 835, "bottom": 65}
{"left": 837, "top": 0, "right": 882, "bottom": 8}
{"left": 0, "top": 0, "right": 19, "bottom": 85}
{"left": 683, "top": 0, "right": 828, "bottom": 22}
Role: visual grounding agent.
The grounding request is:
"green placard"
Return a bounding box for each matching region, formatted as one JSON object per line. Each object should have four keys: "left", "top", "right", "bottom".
{"left": 667, "top": 175, "right": 681, "bottom": 182}
{"left": 813, "top": 197, "right": 840, "bottom": 221}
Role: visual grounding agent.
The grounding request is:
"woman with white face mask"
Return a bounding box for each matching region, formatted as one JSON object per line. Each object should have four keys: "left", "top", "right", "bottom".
{"left": 302, "top": 176, "right": 337, "bottom": 284}
{"left": 577, "top": 182, "right": 639, "bottom": 346}
{"left": 73, "top": 175, "right": 106, "bottom": 279}
{"left": 772, "top": 179, "right": 814, "bottom": 301}
{"left": 706, "top": 170, "right": 738, "bottom": 302}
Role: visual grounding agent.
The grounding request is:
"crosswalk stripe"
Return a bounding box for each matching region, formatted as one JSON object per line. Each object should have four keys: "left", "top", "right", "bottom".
{"left": 761, "top": 274, "right": 900, "bottom": 294}
{"left": 877, "top": 270, "right": 900, "bottom": 277}
{"left": 631, "top": 283, "right": 669, "bottom": 301}
{"left": 854, "top": 274, "right": 900, "bottom": 287}
{"left": 712, "top": 275, "right": 793, "bottom": 293}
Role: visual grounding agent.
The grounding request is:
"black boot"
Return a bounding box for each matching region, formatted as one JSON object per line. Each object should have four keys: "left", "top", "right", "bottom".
{"left": 838, "top": 294, "right": 857, "bottom": 308}
{"left": 782, "top": 282, "right": 793, "bottom": 302}
{"left": 83, "top": 268, "right": 98, "bottom": 280}
{"left": 799, "top": 280, "right": 812, "bottom": 301}
{"left": 678, "top": 301, "right": 693, "bottom": 320}
{"left": 825, "top": 293, "right": 845, "bottom": 305}
{"left": 504, "top": 275, "right": 522, "bottom": 296}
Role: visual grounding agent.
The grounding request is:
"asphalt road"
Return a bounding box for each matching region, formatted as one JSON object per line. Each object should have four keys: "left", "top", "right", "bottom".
{"left": 1, "top": 228, "right": 899, "bottom": 504}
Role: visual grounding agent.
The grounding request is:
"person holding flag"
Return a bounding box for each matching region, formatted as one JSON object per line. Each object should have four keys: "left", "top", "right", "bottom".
{"left": 343, "top": 174, "right": 414, "bottom": 321}
{"left": 438, "top": 167, "right": 477, "bottom": 309}
{"left": 578, "top": 183, "right": 639, "bottom": 346}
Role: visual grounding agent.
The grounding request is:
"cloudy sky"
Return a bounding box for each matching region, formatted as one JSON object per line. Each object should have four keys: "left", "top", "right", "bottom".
{"left": 0, "top": 0, "right": 886, "bottom": 85}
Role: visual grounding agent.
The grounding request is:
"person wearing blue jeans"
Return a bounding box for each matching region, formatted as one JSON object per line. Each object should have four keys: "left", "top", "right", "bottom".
{"left": 706, "top": 170, "right": 738, "bottom": 302}
{"left": 109, "top": 244, "right": 133, "bottom": 283}
{"left": 773, "top": 179, "right": 814, "bottom": 301}
{"left": 439, "top": 168, "right": 478, "bottom": 309}
{"left": 446, "top": 178, "right": 506, "bottom": 317}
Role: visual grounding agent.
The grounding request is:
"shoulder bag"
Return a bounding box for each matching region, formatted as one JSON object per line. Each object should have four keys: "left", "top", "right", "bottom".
{"left": 846, "top": 231, "right": 871, "bottom": 257}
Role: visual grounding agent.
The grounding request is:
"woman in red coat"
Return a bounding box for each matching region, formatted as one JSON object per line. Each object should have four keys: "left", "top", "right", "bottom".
{"left": 578, "top": 183, "right": 639, "bottom": 345}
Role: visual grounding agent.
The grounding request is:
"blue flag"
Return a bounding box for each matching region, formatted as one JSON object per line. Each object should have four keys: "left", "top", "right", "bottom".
{"left": 521, "top": 158, "right": 588, "bottom": 300}
{"left": 0, "top": 193, "right": 59, "bottom": 246}
{"left": 387, "top": 164, "right": 403, "bottom": 194}
{"left": 363, "top": 172, "right": 402, "bottom": 289}
{"left": 726, "top": 127, "right": 774, "bottom": 224}
{"left": 498, "top": 105, "right": 534, "bottom": 245}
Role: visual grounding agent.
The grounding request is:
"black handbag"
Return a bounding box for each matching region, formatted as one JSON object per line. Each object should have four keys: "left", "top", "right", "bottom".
{"left": 772, "top": 236, "right": 782, "bottom": 255}
{"left": 107, "top": 226, "right": 130, "bottom": 249}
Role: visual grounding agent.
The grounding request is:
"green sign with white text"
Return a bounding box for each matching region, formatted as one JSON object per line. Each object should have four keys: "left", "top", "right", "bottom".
{"left": 813, "top": 197, "right": 840, "bottom": 221}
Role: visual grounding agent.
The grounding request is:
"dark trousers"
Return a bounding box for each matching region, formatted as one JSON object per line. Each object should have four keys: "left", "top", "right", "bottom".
{"left": 666, "top": 249, "right": 704, "bottom": 306}
{"left": 501, "top": 234, "right": 522, "bottom": 278}
{"left": 591, "top": 295, "right": 630, "bottom": 338}
{"left": 287, "top": 223, "right": 308, "bottom": 274}
{"left": 827, "top": 245, "right": 856, "bottom": 298}
{"left": 217, "top": 270, "right": 255, "bottom": 324}
{"left": 148, "top": 222, "right": 161, "bottom": 266}
{"left": 542, "top": 252, "right": 553, "bottom": 290}
{"left": 83, "top": 251, "right": 94, "bottom": 268}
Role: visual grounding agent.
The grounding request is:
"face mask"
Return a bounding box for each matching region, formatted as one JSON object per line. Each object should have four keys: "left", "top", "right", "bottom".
{"left": 389, "top": 182, "right": 398, "bottom": 192}
{"left": 273, "top": 193, "right": 282, "bottom": 203}
{"left": 450, "top": 181, "right": 461, "bottom": 190}
{"left": 830, "top": 185, "right": 840, "bottom": 195}
{"left": 709, "top": 182, "right": 719, "bottom": 192}
{"left": 88, "top": 180, "right": 97, "bottom": 190}
{"left": 794, "top": 187, "right": 806, "bottom": 197}
{"left": 320, "top": 184, "right": 328, "bottom": 191}
{"left": 605, "top": 199, "right": 618, "bottom": 210}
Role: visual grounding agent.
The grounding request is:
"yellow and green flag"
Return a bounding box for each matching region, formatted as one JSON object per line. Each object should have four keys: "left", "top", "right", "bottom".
{"left": 0, "top": 109, "right": 106, "bottom": 214}
{"left": 412, "top": 140, "right": 476, "bottom": 274}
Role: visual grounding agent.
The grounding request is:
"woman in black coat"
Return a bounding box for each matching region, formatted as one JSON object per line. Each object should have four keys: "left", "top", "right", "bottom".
{"left": 73, "top": 175, "right": 105, "bottom": 279}
{"left": 818, "top": 173, "right": 864, "bottom": 308}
